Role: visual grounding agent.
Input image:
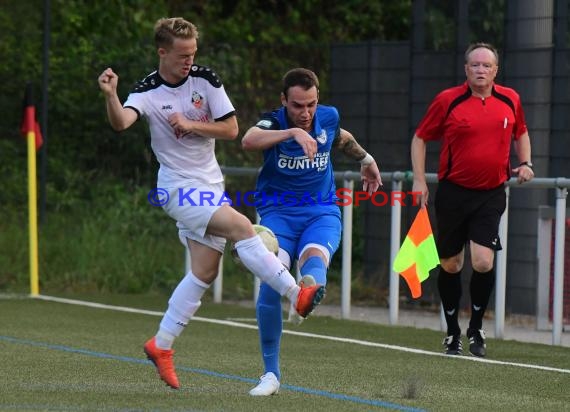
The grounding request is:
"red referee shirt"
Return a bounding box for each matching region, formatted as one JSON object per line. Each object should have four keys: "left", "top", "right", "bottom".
{"left": 415, "top": 82, "right": 528, "bottom": 190}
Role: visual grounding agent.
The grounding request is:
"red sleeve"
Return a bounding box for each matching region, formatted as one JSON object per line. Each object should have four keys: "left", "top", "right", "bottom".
{"left": 415, "top": 94, "right": 446, "bottom": 141}
{"left": 513, "top": 97, "right": 528, "bottom": 140}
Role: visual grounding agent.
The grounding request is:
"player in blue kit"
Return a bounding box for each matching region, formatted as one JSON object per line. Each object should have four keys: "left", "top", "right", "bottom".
{"left": 242, "top": 68, "right": 382, "bottom": 396}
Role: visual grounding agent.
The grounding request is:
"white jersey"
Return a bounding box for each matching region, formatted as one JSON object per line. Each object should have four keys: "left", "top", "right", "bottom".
{"left": 123, "top": 64, "right": 235, "bottom": 186}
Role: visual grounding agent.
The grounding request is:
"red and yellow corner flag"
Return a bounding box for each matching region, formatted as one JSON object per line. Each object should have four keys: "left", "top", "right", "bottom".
{"left": 21, "top": 84, "right": 43, "bottom": 150}
{"left": 392, "top": 208, "right": 439, "bottom": 298}
{"left": 21, "top": 83, "right": 42, "bottom": 296}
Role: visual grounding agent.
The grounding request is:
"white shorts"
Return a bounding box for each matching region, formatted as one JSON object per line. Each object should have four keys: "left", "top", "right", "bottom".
{"left": 161, "top": 181, "right": 227, "bottom": 253}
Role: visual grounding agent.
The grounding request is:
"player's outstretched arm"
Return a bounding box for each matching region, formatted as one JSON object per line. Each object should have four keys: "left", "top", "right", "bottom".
{"left": 97, "top": 68, "right": 137, "bottom": 131}
{"left": 334, "top": 128, "right": 382, "bottom": 193}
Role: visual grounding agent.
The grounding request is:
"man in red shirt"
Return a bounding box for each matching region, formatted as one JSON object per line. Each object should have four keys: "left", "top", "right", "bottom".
{"left": 411, "top": 42, "right": 534, "bottom": 357}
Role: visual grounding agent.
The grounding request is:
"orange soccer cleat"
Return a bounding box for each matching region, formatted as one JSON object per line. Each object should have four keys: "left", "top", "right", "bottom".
{"left": 144, "top": 337, "right": 180, "bottom": 389}
{"left": 294, "top": 275, "right": 326, "bottom": 318}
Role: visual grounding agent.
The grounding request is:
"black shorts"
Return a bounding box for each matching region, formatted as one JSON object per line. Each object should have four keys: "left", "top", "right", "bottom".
{"left": 434, "top": 180, "right": 506, "bottom": 259}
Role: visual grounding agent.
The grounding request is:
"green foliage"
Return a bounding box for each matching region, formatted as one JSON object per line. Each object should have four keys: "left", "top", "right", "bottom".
{"left": 0, "top": 2, "right": 43, "bottom": 142}
{"left": 46, "top": 0, "right": 165, "bottom": 178}
{"left": 423, "top": 0, "right": 456, "bottom": 50}
{"left": 468, "top": 0, "right": 506, "bottom": 48}
{"left": 420, "top": 0, "right": 506, "bottom": 51}
{"left": 0, "top": 0, "right": 511, "bottom": 297}
{"left": 0, "top": 177, "right": 184, "bottom": 294}
{"left": 0, "top": 0, "right": 413, "bottom": 195}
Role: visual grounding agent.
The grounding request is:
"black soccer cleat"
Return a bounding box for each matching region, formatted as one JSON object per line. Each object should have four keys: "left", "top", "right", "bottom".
{"left": 442, "top": 334, "right": 463, "bottom": 355}
{"left": 467, "top": 328, "right": 487, "bottom": 357}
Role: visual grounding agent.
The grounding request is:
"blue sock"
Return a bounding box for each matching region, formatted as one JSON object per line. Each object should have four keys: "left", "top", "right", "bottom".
{"left": 256, "top": 283, "right": 283, "bottom": 380}
{"left": 300, "top": 255, "right": 327, "bottom": 285}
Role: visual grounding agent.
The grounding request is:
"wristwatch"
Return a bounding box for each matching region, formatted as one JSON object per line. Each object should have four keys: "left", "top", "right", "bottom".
{"left": 519, "top": 161, "right": 533, "bottom": 169}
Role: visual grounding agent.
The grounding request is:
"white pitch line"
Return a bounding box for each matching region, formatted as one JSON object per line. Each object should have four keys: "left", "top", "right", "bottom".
{"left": 33, "top": 294, "right": 570, "bottom": 375}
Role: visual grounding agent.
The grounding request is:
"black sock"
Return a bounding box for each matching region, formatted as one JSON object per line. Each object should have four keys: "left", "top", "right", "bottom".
{"left": 438, "top": 268, "right": 462, "bottom": 336}
{"left": 469, "top": 269, "right": 495, "bottom": 331}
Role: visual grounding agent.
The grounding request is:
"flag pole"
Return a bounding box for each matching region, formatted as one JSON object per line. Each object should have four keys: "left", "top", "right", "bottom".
{"left": 24, "top": 83, "right": 40, "bottom": 296}
{"left": 28, "top": 126, "right": 39, "bottom": 296}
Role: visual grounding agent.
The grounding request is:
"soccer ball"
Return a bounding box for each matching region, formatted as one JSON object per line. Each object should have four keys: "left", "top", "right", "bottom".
{"left": 231, "top": 224, "right": 279, "bottom": 262}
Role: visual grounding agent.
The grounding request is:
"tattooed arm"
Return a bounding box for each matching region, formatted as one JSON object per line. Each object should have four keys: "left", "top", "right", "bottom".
{"left": 333, "top": 128, "right": 382, "bottom": 193}
{"left": 333, "top": 128, "right": 368, "bottom": 160}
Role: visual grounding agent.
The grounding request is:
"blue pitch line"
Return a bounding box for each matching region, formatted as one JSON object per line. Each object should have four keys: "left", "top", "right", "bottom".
{"left": 0, "top": 335, "right": 424, "bottom": 412}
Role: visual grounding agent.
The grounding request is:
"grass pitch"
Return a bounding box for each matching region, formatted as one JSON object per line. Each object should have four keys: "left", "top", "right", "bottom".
{"left": 0, "top": 294, "right": 568, "bottom": 411}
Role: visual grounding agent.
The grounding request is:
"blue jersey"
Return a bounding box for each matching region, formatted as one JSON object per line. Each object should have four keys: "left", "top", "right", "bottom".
{"left": 254, "top": 105, "right": 340, "bottom": 213}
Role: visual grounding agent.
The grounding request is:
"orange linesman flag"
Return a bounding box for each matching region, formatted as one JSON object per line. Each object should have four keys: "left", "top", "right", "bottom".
{"left": 20, "top": 83, "right": 43, "bottom": 150}
{"left": 392, "top": 208, "right": 440, "bottom": 298}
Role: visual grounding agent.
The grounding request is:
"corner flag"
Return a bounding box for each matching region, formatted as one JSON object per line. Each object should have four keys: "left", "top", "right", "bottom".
{"left": 392, "top": 208, "right": 439, "bottom": 298}
{"left": 21, "top": 83, "right": 42, "bottom": 296}
{"left": 21, "top": 84, "right": 43, "bottom": 150}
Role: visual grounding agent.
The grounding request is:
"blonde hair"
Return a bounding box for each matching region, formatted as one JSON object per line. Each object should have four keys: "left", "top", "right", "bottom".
{"left": 154, "top": 17, "right": 199, "bottom": 49}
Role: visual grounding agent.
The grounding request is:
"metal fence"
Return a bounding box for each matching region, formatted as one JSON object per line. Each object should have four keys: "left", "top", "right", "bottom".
{"left": 194, "top": 167, "right": 570, "bottom": 346}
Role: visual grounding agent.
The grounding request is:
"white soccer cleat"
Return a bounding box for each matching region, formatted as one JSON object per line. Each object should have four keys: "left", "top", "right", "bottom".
{"left": 288, "top": 274, "right": 317, "bottom": 325}
{"left": 249, "top": 372, "right": 280, "bottom": 396}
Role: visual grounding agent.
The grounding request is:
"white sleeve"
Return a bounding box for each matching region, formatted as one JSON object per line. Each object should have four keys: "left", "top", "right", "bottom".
{"left": 207, "top": 84, "right": 235, "bottom": 120}
{"left": 123, "top": 92, "right": 147, "bottom": 118}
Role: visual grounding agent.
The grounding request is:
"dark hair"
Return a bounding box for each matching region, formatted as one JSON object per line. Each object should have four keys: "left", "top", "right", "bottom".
{"left": 154, "top": 17, "right": 199, "bottom": 49}
{"left": 464, "top": 42, "right": 499, "bottom": 65}
{"left": 282, "top": 68, "right": 319, "bottom": 98}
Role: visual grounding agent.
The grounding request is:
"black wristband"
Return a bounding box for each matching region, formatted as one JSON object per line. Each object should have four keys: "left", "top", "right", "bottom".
{"left": 519, "top": 161, "right": 533, "bottom": 169}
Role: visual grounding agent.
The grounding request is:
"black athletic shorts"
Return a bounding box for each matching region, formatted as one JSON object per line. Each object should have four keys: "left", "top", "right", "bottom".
{"left": 434, "top": 180, "right": 506, "bottom": 259}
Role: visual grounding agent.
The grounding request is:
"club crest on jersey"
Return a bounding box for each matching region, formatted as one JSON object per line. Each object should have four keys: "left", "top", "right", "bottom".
{"left": 316, "top": 130, "right": 327, "bottom": 144}
{"left": 192, "top": 91, "right": 203, "bottom": 109}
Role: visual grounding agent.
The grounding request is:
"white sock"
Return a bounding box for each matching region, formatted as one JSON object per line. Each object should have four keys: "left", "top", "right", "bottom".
{"left": 155, "top": 330, "right": 175, "bottom": 350}
{"left": 156, "top": 271, "right": 210, "bottom": 349}
{"left": 235, "top": 235, "right": 299, "bottom": 301}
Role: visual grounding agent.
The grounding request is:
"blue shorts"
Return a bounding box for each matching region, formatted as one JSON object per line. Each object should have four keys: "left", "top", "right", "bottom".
{"left": 259, "top": 205, "right": 341, "bottom": 265}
